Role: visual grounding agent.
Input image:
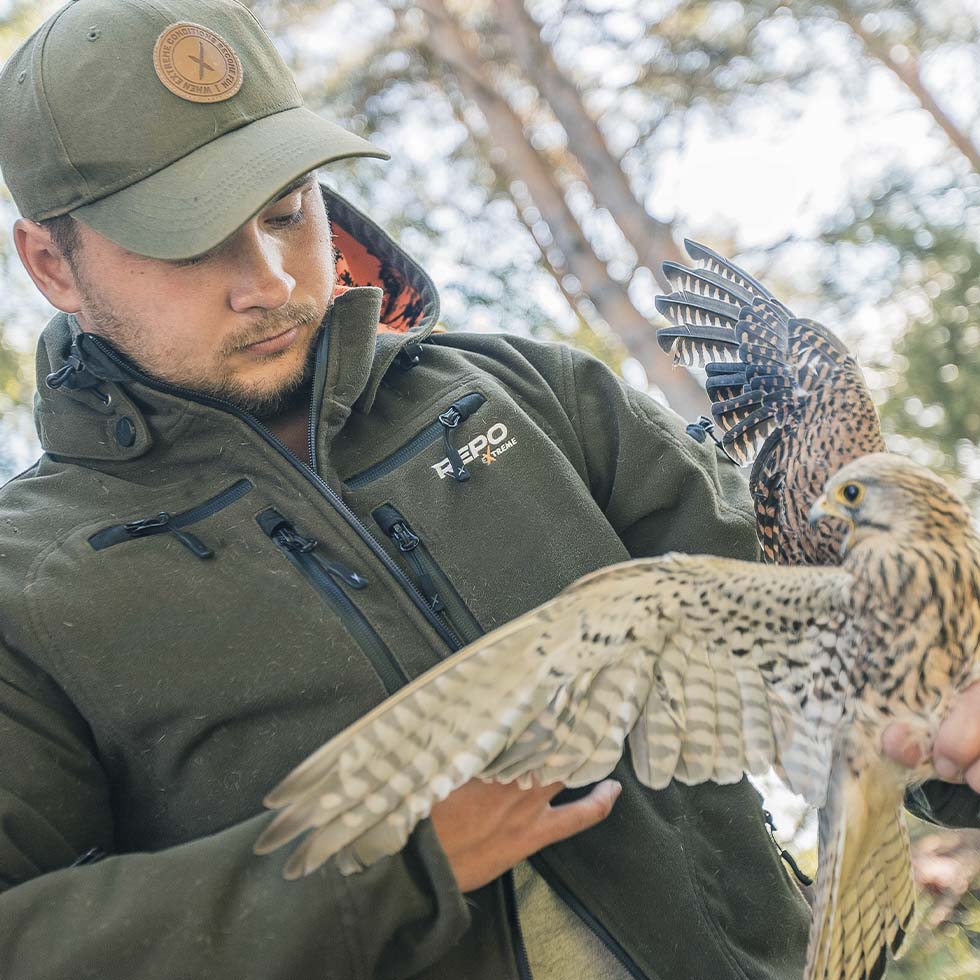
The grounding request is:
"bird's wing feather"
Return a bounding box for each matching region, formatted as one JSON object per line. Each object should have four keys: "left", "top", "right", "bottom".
{"left": 656, "top": 241, "right": 885, "bottom": 565}
{"left": 254, "top": 554, "right": 853, "bottom": 879}
{"left": 804, "top": 740, "right": 915, "bottom": 980}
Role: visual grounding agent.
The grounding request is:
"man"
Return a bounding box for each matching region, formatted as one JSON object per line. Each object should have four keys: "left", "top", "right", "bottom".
{"left": 0, "top": 2, "right": 975, "bottom": 978}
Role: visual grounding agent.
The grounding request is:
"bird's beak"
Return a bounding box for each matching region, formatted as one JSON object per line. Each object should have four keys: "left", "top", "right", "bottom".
{"left": 809, "top": 493, "right": 841, "bottom": 528}
{"left": 810, "top": 493, "right": 854, "bottom": 544}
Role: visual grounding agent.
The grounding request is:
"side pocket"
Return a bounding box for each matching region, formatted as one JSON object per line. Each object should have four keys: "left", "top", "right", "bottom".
{"left": 257, "top": 508, "right": 409, "bottom": 695}
{"left": 373, "top": 504, "right": 484, "bottom": 648}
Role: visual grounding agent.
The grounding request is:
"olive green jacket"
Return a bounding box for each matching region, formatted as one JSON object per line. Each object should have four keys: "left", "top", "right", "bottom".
{"left": 0, "top": 187, "right": 821, "bottom": 980}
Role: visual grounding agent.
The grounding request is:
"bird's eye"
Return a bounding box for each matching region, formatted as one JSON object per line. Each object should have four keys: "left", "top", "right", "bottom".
{"left": 836, "top": 482, "right": 864, "bottom": 505}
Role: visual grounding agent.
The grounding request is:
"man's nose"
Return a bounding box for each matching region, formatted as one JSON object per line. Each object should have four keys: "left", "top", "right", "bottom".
{"left": 227, "top": 225, "right": 295, "bottom": 311}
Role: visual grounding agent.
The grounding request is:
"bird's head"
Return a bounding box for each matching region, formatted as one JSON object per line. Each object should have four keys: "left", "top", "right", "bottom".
{"left": 809, "top": 453, "right": 972, "bottom": 553}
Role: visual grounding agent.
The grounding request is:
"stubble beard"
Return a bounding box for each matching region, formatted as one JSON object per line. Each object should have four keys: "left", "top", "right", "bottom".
{"left": 74, "top": 280, "right": 328, "bottom": 421}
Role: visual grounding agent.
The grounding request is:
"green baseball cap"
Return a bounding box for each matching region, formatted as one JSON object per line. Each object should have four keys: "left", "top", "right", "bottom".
{"left": 0, "top": 0, "right": 389, "bottom": 259}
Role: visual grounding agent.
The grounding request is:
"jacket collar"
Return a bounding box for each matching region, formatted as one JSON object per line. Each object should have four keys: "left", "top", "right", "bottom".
{"left": 33, "top": 184, "right": 438, "bottom": 464}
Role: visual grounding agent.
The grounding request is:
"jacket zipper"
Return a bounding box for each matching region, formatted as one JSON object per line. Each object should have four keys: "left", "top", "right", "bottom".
{"left": 504, "top": 869, "right": 534, "bottom": 980}
{"left": 373, "top": 505, "right": 483, "bottom": 647}
{"left": 81, "top": 329, "right": 459, "bottom": 657}
{"left": 88, "top": 478, "right": 254, "bottom": 559}
{"left": 527, "top": 855, "right": 648, "bottom": 980}
{"left": 257, "top": 508, "right": 408, "bottom": 695}
{"left": 764, "top": 809, "right": 814, "bottom": 891}
{"left": 345, "top": 392, "right": 486, "bottom": 489}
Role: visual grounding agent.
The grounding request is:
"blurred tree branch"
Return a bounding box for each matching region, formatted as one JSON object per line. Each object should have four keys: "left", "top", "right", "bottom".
{"left": 829, "top": 0, "right": 980, "bottom": 173}
{"left": 494, "top": 0, "right": 685, "bottom": 285}
{"left": 419, "top": 0, "right": 706, "bottom": 415}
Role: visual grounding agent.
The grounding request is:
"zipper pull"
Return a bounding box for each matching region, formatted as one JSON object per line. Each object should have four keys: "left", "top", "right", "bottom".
{"left": 271, "top": 520, "right": 369, "bottom": 589}
{"left": 168, "top": 527, "right": 214, "bottom": 560}
{"left": 389, "top": 520, "right": 444, "bottom": 612}
{"left": 44, "top": 341, "right": 112, "bottom": 406}
{"left": 125, "top": 513, "right": 171, "bottom": 536}
{"left": 125, "top": 513, "right": 213, "bottom": 559}
{"left": 45, "top": 350, "right": 86, "bottom": 390}
{"left": 273, "top": 525, "right": 319, "bottom": 553}
{"left": 390, "top": 522, "right": 420, "bottom": 552}
{"left": 438, "top": 405, "right": 470, "bottom": 483}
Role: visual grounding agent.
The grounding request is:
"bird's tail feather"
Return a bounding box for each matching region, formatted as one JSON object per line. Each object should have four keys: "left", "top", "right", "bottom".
{"left": 805, "top": 753, "right": 915, "bottom": 980}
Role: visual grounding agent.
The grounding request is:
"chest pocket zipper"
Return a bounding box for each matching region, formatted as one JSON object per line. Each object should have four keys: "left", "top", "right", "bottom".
{"left": 256, "top": 508, "right": 408, "bottom": 695}
{"left": 345, "top": 392, "right": 486, "bottom": 489}
{"left": 373, "top": 504, "right": 484, "bottom": 648}
{"left": 88, "top": 479, "right": 254, "bottom": 559}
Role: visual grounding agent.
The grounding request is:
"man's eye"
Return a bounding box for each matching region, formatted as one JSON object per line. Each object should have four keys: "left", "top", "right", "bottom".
{"left": 269, "top": 209, "right": 305, "bottom": 228}
{"left": 171, "top": 252, "right": 210, "bottom": 268}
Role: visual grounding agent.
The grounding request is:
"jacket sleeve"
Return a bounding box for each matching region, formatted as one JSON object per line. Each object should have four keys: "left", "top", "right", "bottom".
{"left": 556, "top": 343, "right": 759, "bottom": 562}
{"left": 0, "top": 635, "right": 469, "bottom": 980}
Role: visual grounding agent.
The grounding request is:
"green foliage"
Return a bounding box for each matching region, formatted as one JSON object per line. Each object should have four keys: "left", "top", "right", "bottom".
{"left": 820, "top": 171, "right": 980, "bottom": 502}
{"left": 889, "top": 899, "right": 980, "bottom": 980}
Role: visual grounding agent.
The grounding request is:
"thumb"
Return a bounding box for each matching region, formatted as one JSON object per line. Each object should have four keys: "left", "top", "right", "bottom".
{"left": 542, "top": 779, "right": 622, "bottom": 845}
{"left": 881, "top": 722, "right": 923, "bottom": 768}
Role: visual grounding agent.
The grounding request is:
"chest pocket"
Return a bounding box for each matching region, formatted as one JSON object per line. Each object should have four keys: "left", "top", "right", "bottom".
{"left": 345, "top": 392, "right": 486, "bottom": 489}
{"left": 343, "top": 386, "right": 631, "bottom": 636}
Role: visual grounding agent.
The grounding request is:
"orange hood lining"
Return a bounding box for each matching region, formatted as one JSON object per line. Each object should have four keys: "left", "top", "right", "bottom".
{"left": 327, "top": 191, "right": 436, "bottom": 335}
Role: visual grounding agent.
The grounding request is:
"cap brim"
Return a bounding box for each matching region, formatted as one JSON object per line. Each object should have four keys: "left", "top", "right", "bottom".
{"left": 70, "top": 107, "right": 389, "bottom": 260}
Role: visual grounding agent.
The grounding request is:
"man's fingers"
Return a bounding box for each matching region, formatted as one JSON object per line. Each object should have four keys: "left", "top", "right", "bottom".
{"left": 542, "top": 781, "right": 568, "bottom": 803}
{"left": 539, "top": 779, "right": 622, "bottom": 845}
{"left": 934, "top": 682, "right": 980, "bottom": 780}
{"left": 964, "top": 758, "right": 980, "bottom": 794}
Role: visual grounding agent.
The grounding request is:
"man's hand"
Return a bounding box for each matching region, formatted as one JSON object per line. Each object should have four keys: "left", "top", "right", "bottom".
{"left": 429, "top": 777, "right": 622, "bottom": 893}
{"left": 882, "top": 681, "right": 980, "bottom": 790}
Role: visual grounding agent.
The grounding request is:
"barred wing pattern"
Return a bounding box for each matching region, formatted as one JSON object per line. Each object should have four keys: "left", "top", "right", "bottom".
{"left": 806, "top": 746, "right": 914, "bottom": 980}
{"left": 655, "top": 240, "right": 885, "bottom": 565}
{"left": 254, "top": 554, "right": 852, "bottom": 880}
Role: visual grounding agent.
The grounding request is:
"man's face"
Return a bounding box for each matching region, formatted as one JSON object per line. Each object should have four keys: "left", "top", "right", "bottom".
{"left": 67, "top": 174, "right": 334, "bottom": 418}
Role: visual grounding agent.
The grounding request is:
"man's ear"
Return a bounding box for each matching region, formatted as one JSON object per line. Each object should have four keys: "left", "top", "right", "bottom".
{"left": 13, "top": 217, "right": 84, "bottom": 313}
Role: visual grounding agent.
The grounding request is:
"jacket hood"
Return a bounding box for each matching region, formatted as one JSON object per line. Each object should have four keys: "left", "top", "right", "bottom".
{"left": 33, "top": 183, "right": 440, "bottom": 464}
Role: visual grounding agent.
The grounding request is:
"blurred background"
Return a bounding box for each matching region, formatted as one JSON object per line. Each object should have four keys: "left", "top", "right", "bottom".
{"left": 2, "top": 0, "right": 980, "bottom": 973}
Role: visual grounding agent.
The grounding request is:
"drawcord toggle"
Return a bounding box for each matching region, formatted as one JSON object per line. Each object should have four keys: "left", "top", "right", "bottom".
{"left": 45, "top": 342, "right": 112, "bottom": 406}
{"left": 686, "top": 415, "right": 737, "bottom": 463}
{"left": 764, "top": 809, "right": 814, "bottom": 888}
{"left": 395, "top": 342, "right": 423, "bottom": 370}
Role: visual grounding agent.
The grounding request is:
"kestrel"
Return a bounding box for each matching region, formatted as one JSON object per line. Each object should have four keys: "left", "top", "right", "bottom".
{"left": 254, "top": 247, "right": 978, "bottom": 980}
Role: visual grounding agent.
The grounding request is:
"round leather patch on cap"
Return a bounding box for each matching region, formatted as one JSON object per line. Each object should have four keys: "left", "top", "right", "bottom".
{"left": 153, "top": 22, "right": 243, "bottom": 104}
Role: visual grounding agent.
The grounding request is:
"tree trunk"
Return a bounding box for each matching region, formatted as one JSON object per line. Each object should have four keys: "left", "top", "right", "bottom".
{"left": 494, "top": 0, "right": 686, "bottom": 285}
{"left": 419, "top": 0, "right": 706, "bottom": 418}
{"left": 832, "top": 1, "right": 980, "bottom": 174}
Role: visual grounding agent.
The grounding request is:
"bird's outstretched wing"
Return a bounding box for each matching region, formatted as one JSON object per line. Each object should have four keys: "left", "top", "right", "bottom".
{"left": 655, "top": 240, "right": 885, "bottom": 565}
{"left": 254, "top": 554, "right": 851, "bottom": 880}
